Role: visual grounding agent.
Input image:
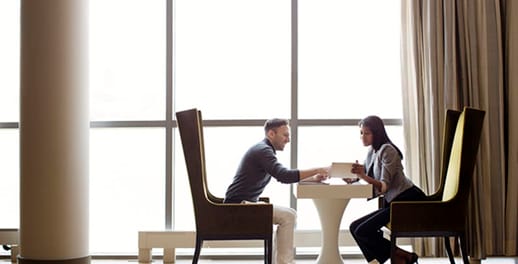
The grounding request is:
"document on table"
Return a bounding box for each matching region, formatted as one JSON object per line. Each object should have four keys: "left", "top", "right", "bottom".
{"left": 329, "top": 162, "right": 358, "bottom": 179}
{"left": 298, "top": 181, "right": 330, "bottom": 185}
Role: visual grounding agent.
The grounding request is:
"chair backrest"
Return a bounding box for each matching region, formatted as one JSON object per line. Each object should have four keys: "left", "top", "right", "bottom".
{"left": 428, "top": 109, "right": 462, "bottom": 200}
{"left": 442, "top": 112, "right": 466, "bottom": 201}
{"left": 441, "top": 107, "right": 485, "bottom": 203}
{"left": 176, "top": 108, "right": 211, "bottom": 226}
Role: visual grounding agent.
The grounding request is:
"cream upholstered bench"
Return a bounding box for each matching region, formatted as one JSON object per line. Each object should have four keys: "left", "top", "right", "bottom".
{"left": 138, "top": 231, "right": 195, "bottom": 263}
{"left": 138, "top": 231, "right": 270, "bottom": 263}
{"left": 137, "top": 229, "right": 377, "bottom": 263}
{"left": 0, "top": 228, "right": 19, "bottom": 263}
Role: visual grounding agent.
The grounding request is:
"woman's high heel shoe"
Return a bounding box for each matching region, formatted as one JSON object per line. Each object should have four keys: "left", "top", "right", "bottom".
{"left": 408, "top": 253, "right": 419, "bottom": 264}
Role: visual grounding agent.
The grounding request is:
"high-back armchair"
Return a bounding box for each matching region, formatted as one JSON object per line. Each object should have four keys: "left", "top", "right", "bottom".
{"left": 389, "top": 107, "right": 485, "bottom": 264}
{"left": 176, "top": 108, "right": 273, "bottom": 264}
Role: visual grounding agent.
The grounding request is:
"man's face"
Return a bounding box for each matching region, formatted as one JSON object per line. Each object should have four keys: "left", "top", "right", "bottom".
{"left": 268, "top": 125, "right": 290, "bottom": 151}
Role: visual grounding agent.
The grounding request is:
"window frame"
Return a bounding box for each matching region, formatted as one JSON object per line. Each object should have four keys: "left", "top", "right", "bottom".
{"left": 0, "top": 0, "right": 404, "bottom": 256}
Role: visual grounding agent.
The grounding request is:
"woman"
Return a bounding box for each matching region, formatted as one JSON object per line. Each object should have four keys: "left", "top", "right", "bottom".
{"left": 347, "top": 115, "right": 426, "bottom": 264}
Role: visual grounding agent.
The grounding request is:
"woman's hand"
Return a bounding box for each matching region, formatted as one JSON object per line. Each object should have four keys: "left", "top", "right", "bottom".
{"left": 342, "top": 177, "right": 360, "bottom": 184}
{"left": 351, "top": 160, "right": 366, "bottom": 179}
{"left": 342, "top": 161, "right": 363, "bottom": 184}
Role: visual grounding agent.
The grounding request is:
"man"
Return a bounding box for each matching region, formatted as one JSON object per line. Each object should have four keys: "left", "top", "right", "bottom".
{"left": 224, "top": 118, "right": 329, "bottom": 264}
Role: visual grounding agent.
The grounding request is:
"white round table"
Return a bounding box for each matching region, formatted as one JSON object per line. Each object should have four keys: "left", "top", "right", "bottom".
{"left": 297, "top": 182, "right": 372, "bottom": 264}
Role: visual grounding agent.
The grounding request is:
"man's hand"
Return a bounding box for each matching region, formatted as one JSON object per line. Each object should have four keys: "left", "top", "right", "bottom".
{"left": 301, "top": 170, "right": 329, "bottom": 182}
{"left": 299, "top": 166, "right": 330, "bottom": 181}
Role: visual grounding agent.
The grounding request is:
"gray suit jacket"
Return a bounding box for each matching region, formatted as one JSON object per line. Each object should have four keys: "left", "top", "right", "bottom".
{"left": 364, "top": 143, "right": 413, "bottom": 202}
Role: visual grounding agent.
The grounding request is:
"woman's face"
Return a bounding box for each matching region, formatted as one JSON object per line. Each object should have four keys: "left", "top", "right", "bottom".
{"left": 360, "top": 125, "right": 373, "bottom": 147}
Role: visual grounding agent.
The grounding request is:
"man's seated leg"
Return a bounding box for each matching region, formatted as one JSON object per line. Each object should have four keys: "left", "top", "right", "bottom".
{"left": 273, "top": 205, "right": 296, "bottom": 264}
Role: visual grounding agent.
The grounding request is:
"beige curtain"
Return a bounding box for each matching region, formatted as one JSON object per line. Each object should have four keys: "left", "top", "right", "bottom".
{"left": 400, "top": 0, "right": 518, "bottom": 260}
{"left": 505, "top": 0, "right": 518, "bottom": 256}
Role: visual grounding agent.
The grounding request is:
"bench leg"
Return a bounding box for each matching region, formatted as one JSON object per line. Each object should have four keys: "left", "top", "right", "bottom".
{"left": 138, "top": 248, "right": 152, "bottom": 263}
{"left": 11, "top": 245, "right": 19, "bottom": 263}
{"left": 163, "top": 248, "right": 175, "bottom": 264}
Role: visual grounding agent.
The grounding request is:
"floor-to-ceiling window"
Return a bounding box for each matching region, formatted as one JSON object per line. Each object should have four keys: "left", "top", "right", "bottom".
{"left": 0, "top": 0, "right": 21, "bottom": 235}
{"left": 296, "top": 0, "right": 402, "bottom": 231}
{"left": 88, "top": 0, "right": 167, "bottom": 254}
{"left": 173, "top": 0, "right": 292, "bottom": 232}
{"left": 0, "top": 0, "right": 402, "bottom": 256}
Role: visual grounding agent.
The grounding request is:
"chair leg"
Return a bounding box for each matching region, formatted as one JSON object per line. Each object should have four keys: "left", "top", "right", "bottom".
{"left": 192, "top": 238, "right": 203, "bottom": 264}
{"left": 265, "top": 237, "right": 272, "bottom": 264}
{"left": 444, "top": 236, "right": 456, "bottom": 264}
{"left": 390, "top": 234, "right": 397, "bottom": 264}
{"left": 459, "top": 234, "right": 470, "bottom": 264}
{"left": 264, "top": 238, "right": 267, "bottom": 264}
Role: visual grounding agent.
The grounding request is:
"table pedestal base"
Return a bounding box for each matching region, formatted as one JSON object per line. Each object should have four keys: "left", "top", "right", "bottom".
{"left": 313, "top": 198, "right": 350, "bottom": 264}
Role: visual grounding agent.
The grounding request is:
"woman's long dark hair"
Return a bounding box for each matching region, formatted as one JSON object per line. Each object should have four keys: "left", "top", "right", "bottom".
{"left": 359, "top": 115, "right": 403, "bottom": 159}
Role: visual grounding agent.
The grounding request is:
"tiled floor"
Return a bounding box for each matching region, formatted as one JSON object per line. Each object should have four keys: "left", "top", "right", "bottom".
{"left": 98, "top": 258, "right": 516, "bottom": 263}
{"left": 91, "top": 257, "right": 517, "bottom": 263}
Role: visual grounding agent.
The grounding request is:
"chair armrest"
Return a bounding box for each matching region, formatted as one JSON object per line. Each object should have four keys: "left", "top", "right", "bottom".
{"left": 207, "top": 195, "right": 269, "bottom": 204}
{"left": 378, "top": 195, "right": 386, "bottom": 209}
{"left": 258, "top": 197, "right": 270, "bottom": 203}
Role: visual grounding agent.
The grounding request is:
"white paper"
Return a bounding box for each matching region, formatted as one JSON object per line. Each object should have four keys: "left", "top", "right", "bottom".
{"left": 329, "top": 162, "right": 357, "bottom": 179}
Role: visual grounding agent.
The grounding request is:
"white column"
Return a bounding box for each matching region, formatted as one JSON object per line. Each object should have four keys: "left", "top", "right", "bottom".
{"left": 19, "top": 0, "right": 89, "bottom": 263}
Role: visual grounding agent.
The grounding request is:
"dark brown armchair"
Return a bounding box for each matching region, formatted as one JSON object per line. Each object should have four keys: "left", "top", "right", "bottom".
{"left": 176, "top": 108, "right": 273, "bottom": 264}
{"left": 389, "top": 107, "right": 485, "bottom": 264}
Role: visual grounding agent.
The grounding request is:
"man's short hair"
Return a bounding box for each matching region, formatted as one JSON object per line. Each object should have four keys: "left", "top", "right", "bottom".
{"left": 264, "top": 118, "right": 289, "bottom": 133}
